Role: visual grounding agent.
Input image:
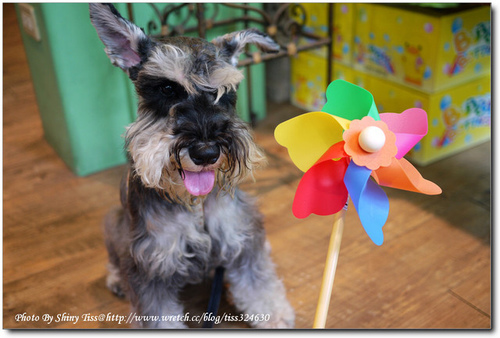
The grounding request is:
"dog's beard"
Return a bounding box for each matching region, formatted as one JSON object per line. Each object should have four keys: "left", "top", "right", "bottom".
{"left": 155, "top": 157, "right": 247, "bottom": 207}
{"left": 126, "top": 115, "right": 265, "bottom": 206}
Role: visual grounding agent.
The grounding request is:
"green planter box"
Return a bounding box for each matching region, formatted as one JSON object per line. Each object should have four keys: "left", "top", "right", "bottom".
{"left": 16, "top": 3, "right": 267, "bottom": 176}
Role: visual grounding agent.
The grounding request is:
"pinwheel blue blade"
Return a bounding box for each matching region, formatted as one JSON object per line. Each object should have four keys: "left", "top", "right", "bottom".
{"left": 344, "top": 162, "right": 389, "bottom": 245}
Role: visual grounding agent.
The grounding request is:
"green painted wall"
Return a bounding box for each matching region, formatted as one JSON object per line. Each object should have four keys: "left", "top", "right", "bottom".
{"left": 16, "top": 3, "right": 135, "bottom": 176}
{"left": 16, "top": 3, "right": 268, "bottom": 176}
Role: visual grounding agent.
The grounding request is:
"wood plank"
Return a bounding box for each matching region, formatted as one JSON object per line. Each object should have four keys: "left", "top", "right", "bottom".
{"left": 2, "top": 3, "right": 490, "bottom": 330}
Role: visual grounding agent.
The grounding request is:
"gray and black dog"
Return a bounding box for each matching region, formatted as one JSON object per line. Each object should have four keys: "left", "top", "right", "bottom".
{"left": 89, "top": 3, "right": 294, "bottom": 329}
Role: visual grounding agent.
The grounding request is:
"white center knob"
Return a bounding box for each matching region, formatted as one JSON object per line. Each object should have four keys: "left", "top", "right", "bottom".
{"left": 358, "top": 126, "right": 386, "bottom": 153}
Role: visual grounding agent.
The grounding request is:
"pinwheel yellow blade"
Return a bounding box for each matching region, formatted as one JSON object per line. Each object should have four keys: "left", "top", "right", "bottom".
{"left": 275, "top": 112, "right": 345, "bottom": 172}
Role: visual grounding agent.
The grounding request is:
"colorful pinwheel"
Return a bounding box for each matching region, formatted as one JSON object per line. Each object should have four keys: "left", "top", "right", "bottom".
{"left": 275, "top": 80, "right": 441, "bottom": 246}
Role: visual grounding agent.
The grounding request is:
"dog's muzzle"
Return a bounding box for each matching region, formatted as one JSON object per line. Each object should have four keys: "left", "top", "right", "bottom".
{"left": 181, "top": 143, "right": 221, "bottom": 197}
{"left": 188, "top": 143, "right": 220, "bottom": 166}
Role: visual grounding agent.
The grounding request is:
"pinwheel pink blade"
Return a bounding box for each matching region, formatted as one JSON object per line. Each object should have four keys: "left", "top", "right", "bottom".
{"left": 379, "top": 108, "right": 428, "bottom": 159}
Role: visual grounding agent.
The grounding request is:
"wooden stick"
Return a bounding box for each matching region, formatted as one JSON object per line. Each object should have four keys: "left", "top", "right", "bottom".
{"left": 313, "top": 207, "right": 346, "bottom": 329}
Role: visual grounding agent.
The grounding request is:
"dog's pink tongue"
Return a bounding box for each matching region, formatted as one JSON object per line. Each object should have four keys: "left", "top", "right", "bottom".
{"left": 182, "top": 170, "right": 215, "bottom": 196}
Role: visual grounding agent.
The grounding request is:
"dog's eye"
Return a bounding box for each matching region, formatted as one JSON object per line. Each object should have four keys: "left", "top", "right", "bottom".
{"left": 160, "top": 85, "right": 175, "bottom": 97}
{"left": 217, "top": 91, "right": 237, "bottom": 107}
{"left": 208, "top": 91, "right": 218, "bottom": 101}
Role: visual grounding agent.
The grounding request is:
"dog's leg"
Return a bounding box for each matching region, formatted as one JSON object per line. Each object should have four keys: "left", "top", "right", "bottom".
{"left": 103, "top": 206, "right": 127, "bottom": 298}
{"left": 225, "top": 241, "right": 295, "bottom": 329}
{"left": 206, "top": 191, "right": 295, "bottom": 328}
{"left": 127, "top": 274, "right": 187, "bottom": 329}
{"left": 123, "top": 200, "right": 205, "bottom": 329}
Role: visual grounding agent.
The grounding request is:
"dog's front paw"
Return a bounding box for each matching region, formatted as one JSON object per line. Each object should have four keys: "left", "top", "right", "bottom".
{"left": 130, "top": 317, "right": 188, "bottom": 329}
{"left": 106, "top": 280, "right": 125, "bottom": 298}
{"left": 254, "top": 313, "right": 294, "bottom": 329}
{"left": 106, "top": 264, "right": 125, "bottom": 298}
{"left": 254, "top": 305, "right": 295, "bottom": 329}
{"left": 154, "top": 320, "right": 188, "bottom": 329}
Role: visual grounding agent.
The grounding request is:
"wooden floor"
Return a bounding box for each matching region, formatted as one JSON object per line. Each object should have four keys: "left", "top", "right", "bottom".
{"left": 3, "top": 3, "right": 491, "bottom": 329}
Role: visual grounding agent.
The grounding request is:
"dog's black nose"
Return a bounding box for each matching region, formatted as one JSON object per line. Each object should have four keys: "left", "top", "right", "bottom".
{"left": 188, "top": 143, "right": 220, "bottom": 166}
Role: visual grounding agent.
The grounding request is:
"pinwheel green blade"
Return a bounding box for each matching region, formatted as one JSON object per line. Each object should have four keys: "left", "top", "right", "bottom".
{"left": 322, "top": 79, "right": 380, "bottom": 121}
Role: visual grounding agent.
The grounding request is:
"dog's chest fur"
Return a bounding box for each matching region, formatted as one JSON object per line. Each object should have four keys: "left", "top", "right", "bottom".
{"left": 127, "top": 179, "right": 260, "bottom": 283}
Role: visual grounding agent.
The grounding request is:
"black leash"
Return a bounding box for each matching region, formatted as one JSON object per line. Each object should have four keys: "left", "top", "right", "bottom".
{"left": 202, "top": 266, "right": 225, "bottom": 328}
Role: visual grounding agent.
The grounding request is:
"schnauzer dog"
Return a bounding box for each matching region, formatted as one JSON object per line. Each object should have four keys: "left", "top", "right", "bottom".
{"left": 90, "top": 3, "right": 294, "bottom": 329}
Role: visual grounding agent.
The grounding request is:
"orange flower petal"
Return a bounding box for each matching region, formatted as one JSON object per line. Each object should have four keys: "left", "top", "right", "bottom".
{"left": 372, "top": 157, "right": 442, "bottom": 195}
{"left": 343, "top": 116, "right": 397, "bottom": 170}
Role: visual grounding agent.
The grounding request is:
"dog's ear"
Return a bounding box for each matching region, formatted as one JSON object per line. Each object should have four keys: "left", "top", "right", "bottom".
{"left": 212, "top": 28, "right": 280, "bottom": 66}
{"left": 90, "top": 3, "right": 151, "bottom": 73}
